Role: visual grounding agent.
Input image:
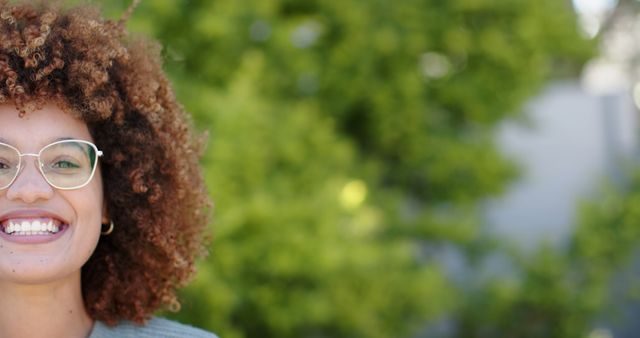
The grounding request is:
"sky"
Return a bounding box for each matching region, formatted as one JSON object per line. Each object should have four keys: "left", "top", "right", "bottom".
{"left": 572, "top": 0, "right": 617, "bottom": 15}
{"left": 572, "top": 0, "right": 618, "bottom": 36}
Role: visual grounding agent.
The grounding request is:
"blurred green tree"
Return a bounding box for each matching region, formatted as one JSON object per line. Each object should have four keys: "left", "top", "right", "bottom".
{"left": 97, "top": 0, "right": 594, "bottom": 337}
{"left": 454, "top": 172, "right": 640, "bottom": 338}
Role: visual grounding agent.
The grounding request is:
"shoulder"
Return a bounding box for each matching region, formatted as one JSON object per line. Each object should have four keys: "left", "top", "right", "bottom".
{"left": 89, "top": 317, "right": 218, "bottom": 338}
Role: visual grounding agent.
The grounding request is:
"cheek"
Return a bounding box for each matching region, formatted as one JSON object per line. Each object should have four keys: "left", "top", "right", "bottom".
{"left": 69, "top": 180, "right": 104, "bottom": 235}
{"left": 87, "top": 170, "right": 104, "bottom": 218}
{"left": 69, "top": 189, "right": 103, "bottom": 264}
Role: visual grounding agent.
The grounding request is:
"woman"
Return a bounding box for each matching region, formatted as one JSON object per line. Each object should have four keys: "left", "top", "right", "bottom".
{"left": 0, "top": 1, "right": 215, "bottom": 337}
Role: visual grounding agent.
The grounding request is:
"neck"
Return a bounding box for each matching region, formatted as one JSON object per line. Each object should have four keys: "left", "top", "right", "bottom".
{"left": 0, "top": 273, "right": 93, "bottom": 338}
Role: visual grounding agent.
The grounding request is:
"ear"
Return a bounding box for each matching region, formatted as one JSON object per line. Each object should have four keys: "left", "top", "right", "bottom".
{"left": 101, "top": 199, "right": 109, "bottom": 224}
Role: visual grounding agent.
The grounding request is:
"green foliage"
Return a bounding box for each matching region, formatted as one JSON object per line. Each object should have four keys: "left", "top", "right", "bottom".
{"left": 96, "top": 0, "right": 597, "bottom": 337}
{"left": 119, "top": 0, "right": 592, "bottom": 205}
{"left": 454, "top": 171, "right": 640, "bottom": 338}
{"left": 455, "top": 247, "right": 602, "bottom": 338}
{"left": 572, "top": 177, "right": 640, "bottom": 274}
{"left": 169, "top": 56, "right": 455, "bottom": 338}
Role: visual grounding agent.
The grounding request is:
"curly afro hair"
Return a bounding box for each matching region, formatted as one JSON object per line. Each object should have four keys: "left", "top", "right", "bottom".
{"left": 0, "top": 0, "right": 211, "bottom": 324}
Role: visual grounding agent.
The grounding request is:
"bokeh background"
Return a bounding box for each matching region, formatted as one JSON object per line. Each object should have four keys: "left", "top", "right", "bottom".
{"left": 92, "top": 0, "right": 640, "bottom": 337}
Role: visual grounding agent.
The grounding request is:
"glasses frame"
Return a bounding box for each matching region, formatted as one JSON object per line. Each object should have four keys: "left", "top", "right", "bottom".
{"left": 0, "top": 139, "right": 103, "bottom": 190}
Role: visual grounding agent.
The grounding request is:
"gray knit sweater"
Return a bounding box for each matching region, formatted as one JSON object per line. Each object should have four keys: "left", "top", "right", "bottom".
{"left": 88, "top": 317, "right": 218, "bottom": 338}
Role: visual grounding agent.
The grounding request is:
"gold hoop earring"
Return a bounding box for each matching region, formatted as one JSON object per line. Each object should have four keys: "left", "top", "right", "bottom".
{"left": 101, "top": 221, "right": 114, "bottom": 235}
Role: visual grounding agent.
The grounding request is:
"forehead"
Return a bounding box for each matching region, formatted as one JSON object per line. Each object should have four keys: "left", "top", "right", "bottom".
{"left": 0, "top": 104, "right": 92, "bottom": 150}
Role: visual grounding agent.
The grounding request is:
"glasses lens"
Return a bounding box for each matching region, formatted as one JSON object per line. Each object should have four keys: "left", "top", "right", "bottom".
{"left": 40, "top": 141, "right": 97, "bottom": 189}
{"left": 0, "top": 144, "right": 19, "bottom": 189}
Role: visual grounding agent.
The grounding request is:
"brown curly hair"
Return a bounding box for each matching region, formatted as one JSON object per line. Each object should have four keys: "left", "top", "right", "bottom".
{"left": 0, "top": 0, "right": 211, "bottom": 324}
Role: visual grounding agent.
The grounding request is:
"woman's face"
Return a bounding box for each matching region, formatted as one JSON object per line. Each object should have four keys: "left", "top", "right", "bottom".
{"left": 0, "top": 104, "right": 104, "bottom": 285}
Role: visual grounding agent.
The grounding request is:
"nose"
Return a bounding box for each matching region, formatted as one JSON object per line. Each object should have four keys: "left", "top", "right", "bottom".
{"left": 4, "top": 157, "right": 54, "bottom": 203}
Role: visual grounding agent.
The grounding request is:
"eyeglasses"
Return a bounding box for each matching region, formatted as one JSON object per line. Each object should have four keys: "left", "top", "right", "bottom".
{"left": 0, "top": 139, "right": 103, "bottom": 190}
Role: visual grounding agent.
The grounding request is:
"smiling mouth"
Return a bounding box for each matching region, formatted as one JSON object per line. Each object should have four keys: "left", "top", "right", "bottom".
{"left": 0, "top": 218, "right": 67, "bottom": 236}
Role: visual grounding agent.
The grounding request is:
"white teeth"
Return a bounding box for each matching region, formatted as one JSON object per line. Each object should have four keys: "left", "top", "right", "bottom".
{"left": 4, "top": 219, "right": 61, "bottom": 235}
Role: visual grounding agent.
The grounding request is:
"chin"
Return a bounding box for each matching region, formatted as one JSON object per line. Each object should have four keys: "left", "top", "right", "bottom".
{"left": 0, "top": 253, "right": 86, "bottom": 285}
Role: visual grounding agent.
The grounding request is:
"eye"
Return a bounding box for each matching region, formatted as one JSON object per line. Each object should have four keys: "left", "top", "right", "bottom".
{"left": 51, "top": 160, "right": 80, "bottom": 169}
{"left": 0, "top": 158, "right": 12, "bottom": 170}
